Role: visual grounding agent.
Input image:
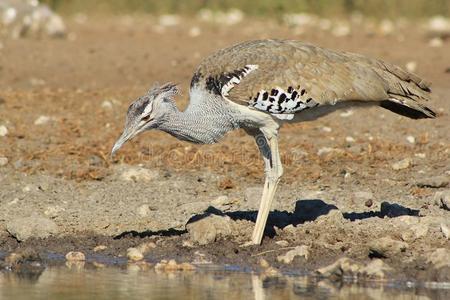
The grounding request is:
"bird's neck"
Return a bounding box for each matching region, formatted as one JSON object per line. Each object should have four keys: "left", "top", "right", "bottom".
{"left": 158, "top": 89, "right": 237, "bottom": 144}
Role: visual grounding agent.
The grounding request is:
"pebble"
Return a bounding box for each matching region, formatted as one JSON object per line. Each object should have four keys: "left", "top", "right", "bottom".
{"left": 6, "top": 216, "right": 59, "bottom": 241}
{"left": 259, "top": 258, "right": 270, "bottom": 269}
{"left": 321, "top": 126, "right": 332, "bottom": 132}
{"left": 211, "top": 195, "right": 232, "bottom": 209}
{"left": 345, "top": 136, "right": 355, "bottom": 143}
{"left": 158, "top": 14, "right": 180, "bottom": 27}
{"left": 93, "top": 245, "right": 107, "bottom": 252}
{"left": 405, "top": 61, "right": 417, "bottom": 73}
{"left": 0, "top": 125, "right": 8, "bottom": 136}
{"left": 369, "top": 237, "right": 408, "bottom": 258}
{"left": 277, "top": 245, "right": 309, "bottom": 264}
{"left": 101, "top": 100, "right": 113, "bottom": 110}
{"left": 0, "top": 157, "right": 8, "bottom": 166}
{"left": 391, "top": 158, "right": 412, "bottom": 170}
{"left": 339, "top": 110, "right": 354, "bottom": 117}
{"left": 34, "top": 115, "right": 51, "bottom": 125}
{"left": 406, "top": 135, "right": 416, "bottom": 144}
{"left": 65, "top": 251, "right": 86, "bottom": 261}
{"left": 137, "top": 204, "right": 151, "bottom": 217}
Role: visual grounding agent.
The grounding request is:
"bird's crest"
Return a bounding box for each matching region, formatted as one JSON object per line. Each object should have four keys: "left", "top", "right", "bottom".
{"left": 147, "top": 82, "right": 180, "bottom": 101}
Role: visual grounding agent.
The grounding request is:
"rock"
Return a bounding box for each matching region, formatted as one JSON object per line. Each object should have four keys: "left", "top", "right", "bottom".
{"left": 127, "top": 248, "right": 144, "bottom": 261}
{"left": 391, "top": 158, "right": 412, "bottom": 170}
{"left": 65, "top": 251, "right": 86, "bottom": 261}
{"left": 259, "top": 258, "right": 270, "bottom": 269}
{"left": 365, "top": 199, "right": 373, "bottom": 207}
{"left": 401, "top": 223, "right": 428, "bottom": 241}
{"left": 158, "top": 14, "right": 180, "bottom": 27}
{"left": 0, "top": 125, "right": 8, "bottom": 136}
{"left": 345, "top": 136, "right": 355, "bottom": 143}
{"left": 0, "top": 157, "right": 8, "bottom": 166}
{"left": 369, "top": 237, "right": 408, "bottom": 258}
{"left": 277, "top": 245, "right": 309, "bottom": 264}
{"left": 93, "top": 245, "right": 107, "bottom": 252}
{"left": 427, "top": 248, "right": 450, "bottom": 268}
{"left": 440, "top": 223, "right": 449, "bottom": 239}
{"left": 136, "top": 204, "right": 151, "bottom": 217}
{"left": 380, "top": 202, "right": 417, "bottom": 217}
{"left": 101, "top": 100, "right": 113, "bottom": 110}
{"left": 6, "top": 216, "right": 59, "bottom": 241}
{"left": 406, "top": 135, "right": 416, "bottom": 144}
{"left": 119, "top": 166, "right": 158, "bottom": 182}
{"left": 339, "top": 110, "right": 354, "bottom": 117}
{"left": 405, "top": 61, "right": 417, "bottom": 73}
{"left": 186, "top": 214, "right": 232, "bottom": 245}
{"left": 433, "top": 190, "right": 450, "bottom": 210}
{"left": 416, "top": 176, "right": 449, "bottom": 188}
{"left": 316, "top": 209, "right": 344, "bottom": 225}
{"left": 34, "top": 115, "right": 51, "bottom": 125}
{"left": 316, "top": 257, "right": 391, "bottom": 280}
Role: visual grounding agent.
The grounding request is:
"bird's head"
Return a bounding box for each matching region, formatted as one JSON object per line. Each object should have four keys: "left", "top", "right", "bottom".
{"left": 111, "top": 83, "right": 179, "bottom": 156}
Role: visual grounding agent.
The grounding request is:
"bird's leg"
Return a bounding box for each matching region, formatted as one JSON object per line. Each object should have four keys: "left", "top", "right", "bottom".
{"left": 251, "top": 131, "right": 283, "bottom": 245}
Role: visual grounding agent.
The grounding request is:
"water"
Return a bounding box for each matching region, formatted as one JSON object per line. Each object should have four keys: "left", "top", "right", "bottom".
{"left": 0, "top": 264, "right": 448, "bottom": 300}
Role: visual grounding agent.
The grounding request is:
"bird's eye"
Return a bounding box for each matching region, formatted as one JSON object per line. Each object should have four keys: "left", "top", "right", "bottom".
{"left": 141, "top": 114, "right": 151, "bottom": 122}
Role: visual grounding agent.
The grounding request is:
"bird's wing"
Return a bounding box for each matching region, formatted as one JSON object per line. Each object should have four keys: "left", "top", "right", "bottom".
{"left": 191, "top": 40, "right": 432, "bottom": 118}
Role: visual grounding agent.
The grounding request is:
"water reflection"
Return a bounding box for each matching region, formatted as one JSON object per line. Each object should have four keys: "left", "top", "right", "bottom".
{"left": 0, "top": 265, "right": 448, "bottom": 300}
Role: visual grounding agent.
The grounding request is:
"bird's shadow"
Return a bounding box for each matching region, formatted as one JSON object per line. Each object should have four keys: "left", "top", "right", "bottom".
{"left": 115, "top": 199, "right": 419, "bottom": 240}
{"left": 187, "top": 199, "right": 420, "bottom": 238}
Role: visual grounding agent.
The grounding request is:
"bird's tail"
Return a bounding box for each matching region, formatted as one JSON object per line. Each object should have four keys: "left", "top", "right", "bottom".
{"left": 375, "top": 61, "right": 437, "bottom": 119}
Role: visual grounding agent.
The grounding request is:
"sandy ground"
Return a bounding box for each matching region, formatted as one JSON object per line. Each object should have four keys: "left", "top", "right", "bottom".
{"left": 0, "top": 16, "right": 449, "bottom": 283}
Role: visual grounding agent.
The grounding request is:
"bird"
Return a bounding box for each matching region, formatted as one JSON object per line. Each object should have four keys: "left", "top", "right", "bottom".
{"left": 111, "top": 39, "right": 436, "bottom": 245}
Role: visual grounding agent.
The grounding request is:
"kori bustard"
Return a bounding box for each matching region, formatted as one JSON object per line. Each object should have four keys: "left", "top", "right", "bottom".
{"left": 112, "top": 39, "right": 435, "bottom": 245}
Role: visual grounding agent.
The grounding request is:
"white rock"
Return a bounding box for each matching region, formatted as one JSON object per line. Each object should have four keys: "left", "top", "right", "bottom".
{"left": 0, "top": 157, "right": 8, "bottom": 166}
{"left": 136, "top": 204, "right": 151, "bottom": 217}
{"left": 101, "top": 100, "right": 113, "bottom": 110}
{"left": 405, "top": 61, "right": 417, "bottom": 73}
{"left": 34, "top": 115, "right": 51, "bottom": 125}
{"left": 0, "top": 125, "right": 8, "bottom": 136}
{"left": 45, "top": 14, "right": 66, "bottom": 37}
{"left": 321, "top": 126, "right": 332, "bottom": 132}
{"left": 406, "top": 135, "right": 416, "bottom": 144}
{"left": 391, "top": 158, "right": 412, "bottom": 170}
{"left": 415, "top": 153, "right": 426, "bottom": 158}
{"left": 339, "top": 110, "right": 354, "bottom": 117}
{"left": 345, "top": 136, "right": 355, "bottom": 143}
{"left": 158, "top": 14, "right": 180, "bottom": 27}
{"left": 277, "top": 245, "right": 309, "bottom": 264}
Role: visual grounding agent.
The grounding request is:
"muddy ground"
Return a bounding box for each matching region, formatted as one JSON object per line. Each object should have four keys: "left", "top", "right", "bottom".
{"left": 0, "top": 15, "right": 449, "bottom": 283}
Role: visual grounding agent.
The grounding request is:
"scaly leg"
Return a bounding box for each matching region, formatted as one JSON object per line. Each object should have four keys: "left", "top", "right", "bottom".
{"left": 251, "top": 131, "right": 283, "bottom": 245}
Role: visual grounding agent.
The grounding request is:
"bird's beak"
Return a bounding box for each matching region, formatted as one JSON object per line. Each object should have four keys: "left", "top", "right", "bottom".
{"left": 111, "top": 131, "right": 131, "bottom": 157}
